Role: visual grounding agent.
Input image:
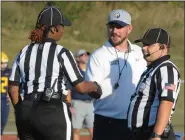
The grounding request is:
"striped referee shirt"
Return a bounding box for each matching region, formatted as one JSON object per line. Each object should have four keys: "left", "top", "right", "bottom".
{"left": 9, "top": 38, "right": 84, "bottom": 95}
{"left": 128, "top": 55, "right": 181, "bottom": 128}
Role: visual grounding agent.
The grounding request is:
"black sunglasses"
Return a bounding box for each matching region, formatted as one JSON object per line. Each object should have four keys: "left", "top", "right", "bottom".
{"left": 107, "top": 23, "right": 123, "bottom": 29}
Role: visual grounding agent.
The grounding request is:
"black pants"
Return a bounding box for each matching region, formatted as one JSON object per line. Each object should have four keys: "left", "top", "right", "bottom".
{"left": 15, "top": 99, "right": 73, "bottom": 140}
{"left": 93, "top": 114, "right": 130, "bottom": 140}
{"left": 129, "top": 125, "right": 176, "bottom": 140}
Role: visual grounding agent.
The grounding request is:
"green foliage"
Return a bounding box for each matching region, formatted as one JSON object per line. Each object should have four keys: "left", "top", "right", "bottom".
{"left": 168, "top": 1, "right": 184, "bottom": 8}
{"left": 56, "top": 2, "right": 96, "bottom": 21}
{"left": 2, "top": 2, "right": 184, "bottom": 76}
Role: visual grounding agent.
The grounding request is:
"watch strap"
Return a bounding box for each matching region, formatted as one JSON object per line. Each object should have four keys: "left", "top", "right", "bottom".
{"left": 151, "top": 132, "right": 161, "bottom": 138}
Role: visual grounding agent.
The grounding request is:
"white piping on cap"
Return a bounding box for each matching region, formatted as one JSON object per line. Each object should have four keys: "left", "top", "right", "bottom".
{"left": 53, "top": 6, "right": 63, "bottom": 25}
{"left": 51, "top": 7, "right": 53, "bottom": 25}
{"left": 164, "top": 29, "right": 170, "bottom": 46}
{"left": 156, "top": 28, "right": 161, "bottom": 42}
{"left": 143, "top": 29, "right": 151, "bottom": 38}
{"left": 37, "top": 7, "right": 50, "bottom": 24}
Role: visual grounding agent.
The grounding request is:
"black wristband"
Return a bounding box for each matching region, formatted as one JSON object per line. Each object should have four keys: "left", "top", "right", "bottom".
{"left": 87, "top": 81, "right": 102, "bottom": 99}
{"left": 151, "top": 132, "right": 161, "bottom": 138}
{"left": 93, "top": 81, "right": 99, "bottom": 91}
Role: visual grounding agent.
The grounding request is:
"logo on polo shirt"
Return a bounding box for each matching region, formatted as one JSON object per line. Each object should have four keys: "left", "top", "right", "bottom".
{"left": 110, "top": 59, "right": 119, "bottom": 65}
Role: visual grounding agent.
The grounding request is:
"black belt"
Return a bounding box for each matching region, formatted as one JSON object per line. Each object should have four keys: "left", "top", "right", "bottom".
{"left": 130, "top": 125, "right": 154, "bottom": 133}
{"left": 24, "top": 92, "right": 63, "bottom": 101}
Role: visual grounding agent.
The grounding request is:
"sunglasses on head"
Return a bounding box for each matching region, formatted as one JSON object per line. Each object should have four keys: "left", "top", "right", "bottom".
{"left": 79, "top": 53, "right": 87, "bottom": 57}
{"left": 107, "top": 23, "right": 123, "bottom": 29}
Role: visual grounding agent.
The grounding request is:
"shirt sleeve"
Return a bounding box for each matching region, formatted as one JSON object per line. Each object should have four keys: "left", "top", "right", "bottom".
{"left": 58, "top": 48, "right": 84, "bottom": 86}
{"left": 156, "top": 65, "right": 181, "bottom": 102}
{"left": 9, "top": 54, "right": 21, "bottom": 86}
{"left": 85, "top": 53, "right": 104, "bottom": 85}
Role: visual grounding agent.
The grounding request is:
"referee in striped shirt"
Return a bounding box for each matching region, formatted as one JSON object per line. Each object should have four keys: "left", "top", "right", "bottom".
{"left": 127, "top": 28, "right": 181, "bottom": 140}
{"left": 8, "top": 5, "right": 102, "bottom": 140}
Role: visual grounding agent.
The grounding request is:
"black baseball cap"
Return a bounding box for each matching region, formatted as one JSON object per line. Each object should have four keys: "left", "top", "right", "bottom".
{"left": 135, "top": 28, "right": 171, "bottom": 46}
{"left": 36, "top": 6, "right": 71, "bottom": 26}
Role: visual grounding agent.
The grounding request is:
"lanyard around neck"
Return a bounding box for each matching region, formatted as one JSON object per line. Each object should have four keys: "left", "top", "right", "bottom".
{"left": 114, "top": 48, "right": 129, "bottom": 89}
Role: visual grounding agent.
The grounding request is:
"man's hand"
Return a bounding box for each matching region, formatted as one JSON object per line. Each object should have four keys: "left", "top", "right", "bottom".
{"left": 88, "top": 81, "right": 102, "bottom": 99}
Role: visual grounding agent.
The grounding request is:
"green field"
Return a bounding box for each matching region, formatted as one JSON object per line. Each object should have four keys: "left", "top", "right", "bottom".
{"left": 2, "top": 1, "right": 184, "bottom": 134}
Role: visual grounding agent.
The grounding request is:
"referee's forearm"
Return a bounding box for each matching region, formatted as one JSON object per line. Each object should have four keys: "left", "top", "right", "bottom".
{"left": 8, "top": 85, "right": 20, "bottom": 107}
{"left": 74, "top": 81, "right": 98, "bottom": 94}
{"left": 153, "top": 100, "right": 173, "bottom": 135}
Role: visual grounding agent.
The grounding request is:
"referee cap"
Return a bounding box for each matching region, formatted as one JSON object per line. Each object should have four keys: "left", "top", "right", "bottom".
{"left": 37, "top": 6, "right": 71, "bottom": 26}
{"left": 75, "top": 49, "right": 90, "bottom": 57}
{"left": 135, "top": 28, "right": 171, "bottom": 46}
{"left": 107, "top": 9, "right": 131, "bottom": 27}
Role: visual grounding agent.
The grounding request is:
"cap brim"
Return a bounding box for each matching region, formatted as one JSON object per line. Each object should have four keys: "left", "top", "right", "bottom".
{"left": 107, "top": 20, "right": 128, "bottom": 27}
{"left": 134, "top": 38, "right": 156, "bottom": 45}
{"left": 134, "top": 39, "right": 142, "bottom": 43}
{"left": 62, "top": 17, "right": 72, "bottom": 26}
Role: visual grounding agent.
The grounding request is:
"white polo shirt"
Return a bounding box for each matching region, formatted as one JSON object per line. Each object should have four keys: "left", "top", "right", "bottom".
{"left": 85, "top": 40, "right": 147, "bottom": 119}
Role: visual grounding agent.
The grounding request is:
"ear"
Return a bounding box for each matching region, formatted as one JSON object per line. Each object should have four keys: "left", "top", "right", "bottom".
{"left": 127, "top": 25, "right": 133, "bottom": 34}
{"left": 50, "top": 27, "right": 55, "bottom": 34}
{"left": 50, "top": 26, "right": 58, "bottom": 34}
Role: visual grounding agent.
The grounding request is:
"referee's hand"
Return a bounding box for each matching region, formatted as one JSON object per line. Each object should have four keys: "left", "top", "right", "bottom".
{"left": 88, "top": 81, "right": 102, "bottom": 99}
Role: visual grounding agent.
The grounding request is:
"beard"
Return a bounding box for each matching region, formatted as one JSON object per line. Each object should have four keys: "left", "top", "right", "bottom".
{"left": 109, "top": 34, "right": 127, "bottom": 46}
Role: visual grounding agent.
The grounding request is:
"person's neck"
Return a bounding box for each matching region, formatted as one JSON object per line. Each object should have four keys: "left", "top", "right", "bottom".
{"left": 147, "top": 61, "right": 151, "bottom": 66}
{"left": 47, "top": 33, "right": 57, "bottom": 42}
{"left": 79, "top": 63, "right": 86, "bottom": 71}
{"left": 146, "top": 54, "right": 167, "bottom": 66}
{"left": 114, "top": 40, "right": 129, "bottom": 52}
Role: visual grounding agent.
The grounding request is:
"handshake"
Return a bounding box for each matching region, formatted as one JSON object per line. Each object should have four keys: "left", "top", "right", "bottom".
{"left": 88, "top": 81, "right": 102, "bottom": 99}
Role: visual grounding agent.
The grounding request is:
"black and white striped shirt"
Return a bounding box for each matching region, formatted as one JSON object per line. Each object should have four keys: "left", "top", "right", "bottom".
{"left": 128, "top": 55, "right": 181, "bottom": 128}
{"left": 9, "top": 38, "right": 83, "bottom": 95}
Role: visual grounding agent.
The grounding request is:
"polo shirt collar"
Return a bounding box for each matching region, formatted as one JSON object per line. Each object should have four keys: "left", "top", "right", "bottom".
{"left": 105, "top": 39, "right": 133, "bottom": 55}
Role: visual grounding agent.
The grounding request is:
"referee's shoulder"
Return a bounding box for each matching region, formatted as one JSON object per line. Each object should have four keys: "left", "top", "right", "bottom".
{"left": 159, "top": 60, "right": 180, "bottom": 75}
{"left": 56, "top": 44, "right": 64, "bottom": 49}
{"left": 56, "top": 44, "right": 71, "bottom": 53}
{"left": 20, "top": 44, "right": 30, "bottom": 52}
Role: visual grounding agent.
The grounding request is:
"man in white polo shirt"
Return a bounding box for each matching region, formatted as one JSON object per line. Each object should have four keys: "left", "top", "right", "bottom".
{"left": 85, "top": 9, "right": 147, "bottom": 140}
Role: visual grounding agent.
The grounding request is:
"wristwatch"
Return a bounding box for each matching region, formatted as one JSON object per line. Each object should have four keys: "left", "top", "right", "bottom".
{"left": 151, "top": 132, "right": 161, "bottom": 138}
{"left": 66, "top": 102, "right": 72, "bottom": 107}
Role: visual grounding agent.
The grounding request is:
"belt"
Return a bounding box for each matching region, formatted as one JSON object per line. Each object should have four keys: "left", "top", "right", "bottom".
{"left": 130, "top": 125, "right": 154, "bottom": 133}
{"left": 73, "top": 99, "right": 93, "bottom": 102}
{"left": 24, "top": 92, "right": 62, "bottom": 101}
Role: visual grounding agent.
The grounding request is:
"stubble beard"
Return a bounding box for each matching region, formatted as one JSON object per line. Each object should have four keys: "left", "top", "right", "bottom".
{"left": 109, "top": 36, "right": 127, "bottom": 47}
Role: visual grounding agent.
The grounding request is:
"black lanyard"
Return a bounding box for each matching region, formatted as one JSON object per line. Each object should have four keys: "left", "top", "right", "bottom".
{"left": 114, "top": 48, "right": 129, "bottom": 89}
